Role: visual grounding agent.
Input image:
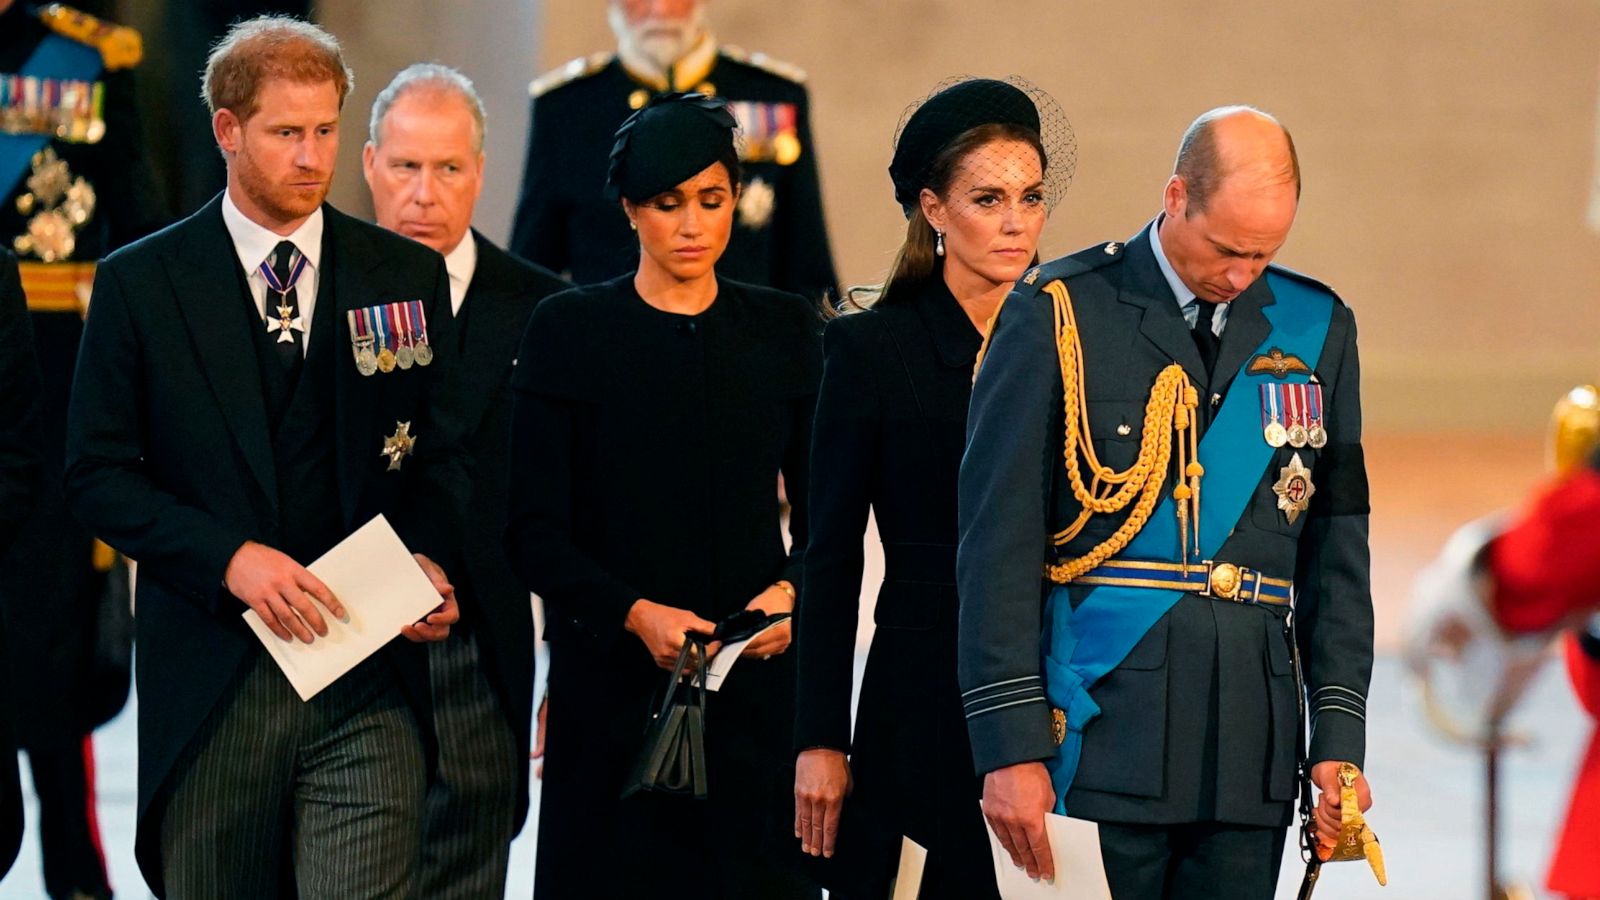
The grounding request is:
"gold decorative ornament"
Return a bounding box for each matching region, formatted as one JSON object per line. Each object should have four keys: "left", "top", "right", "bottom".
{"left": 12, "top": 148, "right": 94, "bottom": 263}
{"left": 1548, "top": 384, "right": 1600, "bottom": 474}
{"left": 1050, "top": 707, "right": 1067, "bottom": 746}
{"left": 1272, "top": 452, "right": 1315, "bottom": 525}
{"left": 1248, "top": 347, "right": 1312, "bottom": 379}
{"left": 628, "top": 88, "right": 650, "bottom": 110}
{"left": 1314, "top": 763, "right": 1387, "bottom": 886}
{"left": 1039, "top": 279, "right": 1203, "bottom": 583}
{"left": 39, "top": 4, "right": 144, "bottom": 70}
{"left": 737, "top": 176, "right": 775, "bottom": 229}
{"left": 381, "top": 422, "right": 416, "bottom": 471}
{"left": 1207, "top": 562, "right": 1241, "bottom": 601}
{"left": 773, "top": 130, "right": 802, "bottom": 166}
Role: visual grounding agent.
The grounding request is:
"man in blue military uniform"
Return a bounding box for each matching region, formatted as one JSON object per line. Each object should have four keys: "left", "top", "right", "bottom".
{"left": 957, "top": 107, "right": 1375, "bottom": 899}
{"left": 508, "top": 0, "right": 837, "bottom": 303}
{"left": 0, "top": 3, "right": 155, "bottom": 897}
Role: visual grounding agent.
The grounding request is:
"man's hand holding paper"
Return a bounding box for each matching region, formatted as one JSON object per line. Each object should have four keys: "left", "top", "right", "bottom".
{"left": 241, "top": 515, "right": 461, "bottom": 700}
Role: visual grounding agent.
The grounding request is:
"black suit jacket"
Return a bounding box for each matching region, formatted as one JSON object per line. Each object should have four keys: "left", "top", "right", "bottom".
{"left": 450, "top": 230, "right": 566, "bottom": 832}
{"left": 62, "top": 196, "right": 472, "bottom": 891}
{"left": 0, "top": 249, "right": 41, "bottom": 880}
{"left": 958, "top": 222, "right": 1372, "bottom": 828}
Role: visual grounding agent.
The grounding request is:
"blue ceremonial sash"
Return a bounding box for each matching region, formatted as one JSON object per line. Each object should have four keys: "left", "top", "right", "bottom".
{"left": 1, "top": 34, "right": 103, "bottom": 197}
{"left": 1042, "top": 272, "right": 1335, "bottom": 813}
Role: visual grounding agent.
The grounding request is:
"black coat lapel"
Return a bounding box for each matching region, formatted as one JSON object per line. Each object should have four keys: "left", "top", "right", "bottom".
{"left": 1119, "top": 224, "right": 1209, "bottom": 388}
{"left": 169, "top": 196, "right": 278, "bottom": 504}
{"left": 454, "top": 236, "right": 527, "bottom": 429}
{"left": 325, "top": 206, "right": 382, "bottom": 523}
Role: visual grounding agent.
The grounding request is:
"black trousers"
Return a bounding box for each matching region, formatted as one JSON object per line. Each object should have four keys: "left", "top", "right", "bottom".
{"left": 1098, "top": 821, "right": 1287, "bottom": 900}
{"left": 25, "top": 736, "right": 112, "bottom": 900}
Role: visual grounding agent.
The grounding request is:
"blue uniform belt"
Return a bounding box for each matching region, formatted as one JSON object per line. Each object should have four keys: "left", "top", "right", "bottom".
{"left": 1071, "top": 558, "right": 1293, "bottom": 606}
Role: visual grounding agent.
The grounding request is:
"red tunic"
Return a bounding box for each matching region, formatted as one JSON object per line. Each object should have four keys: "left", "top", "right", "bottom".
{"left": 1487, "top": 460, "right": 1600, "bottom": 898}
{"left": 1489, "top": 465, "right": 1600, "bottom": 631}
{"left": 1547, "top": 634, "right": 1600, "bottom": 899}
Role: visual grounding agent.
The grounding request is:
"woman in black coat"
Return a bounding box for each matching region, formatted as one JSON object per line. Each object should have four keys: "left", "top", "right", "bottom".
{"left": 792, "top": 78, "right": 1074, "bottom": 898}
{"left": 506, "top": 93, "right": 821, "bottom": 899}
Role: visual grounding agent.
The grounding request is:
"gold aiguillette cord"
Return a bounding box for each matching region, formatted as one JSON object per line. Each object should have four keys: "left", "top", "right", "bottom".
{"left": 1040, "top": 279, "right": 1199, "bottom": 583}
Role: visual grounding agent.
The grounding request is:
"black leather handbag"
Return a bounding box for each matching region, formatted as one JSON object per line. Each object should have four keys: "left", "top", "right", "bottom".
{"left": 621, "top": 635, "right": 710, "bottom": 800}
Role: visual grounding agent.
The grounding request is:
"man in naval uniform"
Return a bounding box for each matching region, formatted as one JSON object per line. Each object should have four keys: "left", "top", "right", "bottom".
{"left": 508, "top": 0, "right": 837, "bottom": 303}
{"left": 957, "top": 107, "right": 1375, "bottom": 899}
{"left": 0, "top": 3, "right": 157, "bottom": 897}
{"left": 365, "top": 62, "right": 568, "bottom": 899}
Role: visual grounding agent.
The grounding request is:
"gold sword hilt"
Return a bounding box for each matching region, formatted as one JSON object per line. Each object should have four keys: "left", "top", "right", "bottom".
{"left": 1313, "top": 762, "right": 1387, "bottom": 886}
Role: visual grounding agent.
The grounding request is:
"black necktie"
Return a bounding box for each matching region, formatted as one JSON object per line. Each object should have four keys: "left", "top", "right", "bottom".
{"left": 268, "top": 240, "right": 304, "bottom": 372}
{"left": 1192, "top": 299, "right": 1220, "bottom": 378}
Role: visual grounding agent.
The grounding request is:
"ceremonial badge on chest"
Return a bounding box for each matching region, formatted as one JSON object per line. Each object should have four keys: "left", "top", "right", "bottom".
{"left": 1272, "top": 452, "right": 1315, "bottom": 524}
{"left": 381, "top": 421, "right": 416, "bottom": 471}
{"left": 1247, "top": 346, "right": 1311, "bottom": 379}
{"left": 347, "top": 301, "right": 433, "bottom": 376}
{"left": 728, "top": 100, "right": 802, "bottom": 165}
{"left": 258, "top": 247, "right": 308, "bottom": 344}
{"left": 1259, "top": 382, "right": 1327, "bottom": 449}
{"left": 12, "top": 147, "right": 95, "bottom": 263}
{"left": 737, "top": 176, "right": 775, "bottom": 229}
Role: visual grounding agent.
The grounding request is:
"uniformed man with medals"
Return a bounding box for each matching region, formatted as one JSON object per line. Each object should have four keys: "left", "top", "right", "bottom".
{"left": 0, "top": 4, "right": 156, "bottom": 898}
{"left": 508, "top": 0, "right": 838, "bottom": 303}
{"left": 957, "top": 107, "right": 1379, "bottom": 899}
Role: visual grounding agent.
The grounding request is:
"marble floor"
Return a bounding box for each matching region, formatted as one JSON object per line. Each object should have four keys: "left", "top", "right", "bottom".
{"left": 2, "top": 430, "right": 1590, "bottom": 899}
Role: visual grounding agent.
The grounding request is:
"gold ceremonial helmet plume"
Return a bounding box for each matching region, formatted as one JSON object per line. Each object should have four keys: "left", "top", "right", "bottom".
{"left": 1548, "top": 384, "right": 1600, "bottom": 474}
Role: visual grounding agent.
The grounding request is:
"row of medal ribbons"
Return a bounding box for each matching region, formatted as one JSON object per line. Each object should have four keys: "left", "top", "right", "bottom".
{"left": 346, "top": 300, "right": 434, "bottom": 377}
{"left": 0, "top": 75, "right": 106, "bottom": 143}
{"left": 727, "top": 100, "right": 802, "bottom": 166}
{"left": 1259, "top": 382, "right": 1327, "bottom": 449}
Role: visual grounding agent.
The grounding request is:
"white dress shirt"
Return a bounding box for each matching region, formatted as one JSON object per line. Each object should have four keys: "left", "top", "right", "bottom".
{"left": 443, "top": 231, "right": 479, "bottom": 317}
{"left": 1149, "top": 214, "right": 1229, "bottom": 337}
{"left": 221, "top": 188, "right": 325, "bottom": 356}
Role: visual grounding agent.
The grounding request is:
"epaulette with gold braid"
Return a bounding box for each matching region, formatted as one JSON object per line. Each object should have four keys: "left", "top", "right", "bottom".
{"left": 720, "top": 45, "right": 807, "bottom": 84}
{"left": 529, "top": 51, "right": 614, "bottom": 98}
{"left": 37, "top": 4, "right": 143, "bottom": 71}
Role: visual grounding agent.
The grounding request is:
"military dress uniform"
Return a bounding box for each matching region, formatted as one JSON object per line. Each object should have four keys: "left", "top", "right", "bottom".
{"left": 508, "top": 38, "right": 839, "bottom": 303}
{"left": 0, "top": 6, "right": 154, "bottom": 899}
{"left": 1487, "top": 445, "right": 1600, "bottom": 898}
{"left": 956, "top": 220, "right": 1373, "bottom": 898}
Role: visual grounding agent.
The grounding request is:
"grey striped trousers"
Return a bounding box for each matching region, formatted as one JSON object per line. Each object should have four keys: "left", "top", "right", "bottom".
{"left": 419, "top": 630, "right": 521, "bottom": 899}
{"left": 160, "top": 650, "right": 426, "bottom": 899}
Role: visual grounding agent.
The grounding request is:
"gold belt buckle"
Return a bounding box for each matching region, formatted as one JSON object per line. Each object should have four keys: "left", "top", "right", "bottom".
{"left": 1206, "top": 561, "right": 1242, "bottom": 601}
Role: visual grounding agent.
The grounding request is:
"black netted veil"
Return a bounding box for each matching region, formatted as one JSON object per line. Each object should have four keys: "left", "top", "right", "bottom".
{"left": 888, "top": 76, "right": 1075, "bottom": 218}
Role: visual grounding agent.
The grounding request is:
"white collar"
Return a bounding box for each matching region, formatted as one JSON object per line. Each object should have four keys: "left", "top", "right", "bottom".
{"left": 221, "top": 187, "right": 325, "bottom": 275}
{"left": 443, "top": 230, "right": 478, "bottom": 287}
